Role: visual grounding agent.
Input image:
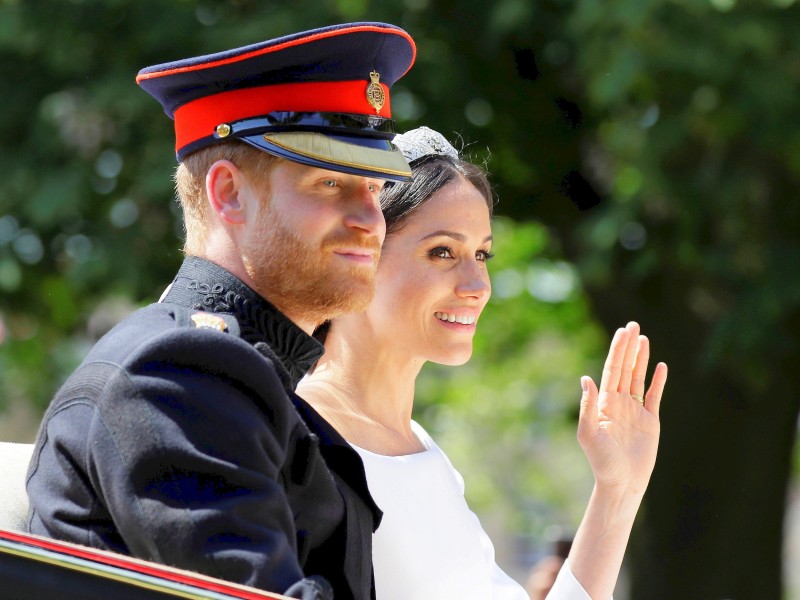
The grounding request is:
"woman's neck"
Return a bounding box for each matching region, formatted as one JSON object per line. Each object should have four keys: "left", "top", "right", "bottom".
{"left": 297, "top": 326, "right": 427, "bottom": 456}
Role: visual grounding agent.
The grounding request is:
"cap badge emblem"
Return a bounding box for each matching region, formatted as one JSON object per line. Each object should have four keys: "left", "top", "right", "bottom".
{"left": 215, "top": 123, "right": 232, "bottom": 138}
{"left": 366, "top": 71, "right": 385, "bottom": 114}
{"left": 191, "top": 313, "right": 229, "bottom": 332}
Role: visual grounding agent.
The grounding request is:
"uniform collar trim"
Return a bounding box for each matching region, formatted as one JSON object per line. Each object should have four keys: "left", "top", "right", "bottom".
{"left": 162, "top": 256, "right": 323, "bottom": 385}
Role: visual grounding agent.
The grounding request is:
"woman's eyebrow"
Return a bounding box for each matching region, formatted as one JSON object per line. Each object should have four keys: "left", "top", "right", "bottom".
{"left": 419, "top": 230, "right": 493, "bottom": 243}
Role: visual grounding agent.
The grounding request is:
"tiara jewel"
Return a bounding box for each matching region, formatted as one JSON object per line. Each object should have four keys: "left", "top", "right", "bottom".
{"left": 392, "top": 126, "right": 459, "bottom": 163}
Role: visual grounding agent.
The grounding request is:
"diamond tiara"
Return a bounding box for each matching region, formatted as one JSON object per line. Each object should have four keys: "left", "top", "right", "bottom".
{"left": 392, "top": 126, "right": 459, "bottom": 163}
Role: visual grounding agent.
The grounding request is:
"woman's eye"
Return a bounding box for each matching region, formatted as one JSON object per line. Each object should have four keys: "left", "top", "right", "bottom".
{"left": 429, "top": 246, "right": 454, "bottom": 259}
{"left": 477, "top": 250, "right": 495, "bottom": 262}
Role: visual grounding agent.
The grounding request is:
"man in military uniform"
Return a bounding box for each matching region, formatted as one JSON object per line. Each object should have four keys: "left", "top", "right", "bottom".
{"left": 26, "top": 22, "right": 416, "bottom": 600}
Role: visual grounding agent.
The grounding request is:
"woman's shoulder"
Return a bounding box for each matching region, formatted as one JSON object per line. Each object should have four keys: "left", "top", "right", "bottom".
{"left": 409, "top": 421, "right": 464, "bottom": 484}
{"left": 409, "top": 419, "right": 435, "bottom": 450}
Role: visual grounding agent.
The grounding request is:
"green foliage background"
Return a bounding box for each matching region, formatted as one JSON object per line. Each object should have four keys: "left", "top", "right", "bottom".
{"left": 1, "top": 0, "right": 799, "bottom": 597}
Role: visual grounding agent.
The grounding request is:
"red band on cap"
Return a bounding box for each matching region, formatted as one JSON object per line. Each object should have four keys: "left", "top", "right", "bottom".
{"left": 173, "top": 80, "right": 391, "bottom": 155}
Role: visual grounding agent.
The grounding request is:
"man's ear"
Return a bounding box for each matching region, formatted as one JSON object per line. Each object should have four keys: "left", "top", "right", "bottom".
{"left": 206, "top": 159, "right": 247, "bottom": 224}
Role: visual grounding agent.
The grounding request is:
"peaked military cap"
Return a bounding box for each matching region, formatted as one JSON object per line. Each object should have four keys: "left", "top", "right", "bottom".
{"left": 137, "top": 22, "right": 416, "bottom": 181}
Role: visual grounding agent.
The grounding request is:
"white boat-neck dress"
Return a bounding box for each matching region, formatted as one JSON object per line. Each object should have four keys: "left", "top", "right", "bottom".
{"left": 351, "top": 420, "right": 592, "bottom": 600}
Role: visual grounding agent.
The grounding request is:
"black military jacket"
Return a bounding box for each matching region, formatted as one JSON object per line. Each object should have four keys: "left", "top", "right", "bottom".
{"left": 26, "top": 257, "right": 381, "bottom": 599}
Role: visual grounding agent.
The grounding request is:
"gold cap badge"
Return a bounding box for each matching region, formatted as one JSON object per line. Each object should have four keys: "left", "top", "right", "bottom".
{"left": 191, "top": 313, "right": 229, "bottom": 332}
{"left": 215, "top": 123, "right": 231, "bottom": 138}
{"left": 366, "top": 71, "right": 385, "bottom": 114}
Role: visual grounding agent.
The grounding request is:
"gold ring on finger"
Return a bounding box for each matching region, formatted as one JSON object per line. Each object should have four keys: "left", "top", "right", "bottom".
{"left": 632, "top": 394, "right": 645, "bottom": 406}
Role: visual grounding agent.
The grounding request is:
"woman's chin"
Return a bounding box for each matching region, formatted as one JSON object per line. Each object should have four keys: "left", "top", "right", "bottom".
{"left": 432, "top": 348, "right": 474, "bottom": 367}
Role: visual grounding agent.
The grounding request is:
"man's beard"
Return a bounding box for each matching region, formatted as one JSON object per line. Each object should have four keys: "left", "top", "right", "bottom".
{"left": 243, "top": 208, "right": 380, "bottom": 328}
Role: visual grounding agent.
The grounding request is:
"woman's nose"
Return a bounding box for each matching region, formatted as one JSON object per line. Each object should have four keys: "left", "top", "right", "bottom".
{"left": 455, "top": 262, "right": 491, "bottom": 300}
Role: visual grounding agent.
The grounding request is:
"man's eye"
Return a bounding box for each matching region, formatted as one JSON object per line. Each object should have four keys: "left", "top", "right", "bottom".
{"left": 323, "top": 180, "right": 337, "bottom": 188}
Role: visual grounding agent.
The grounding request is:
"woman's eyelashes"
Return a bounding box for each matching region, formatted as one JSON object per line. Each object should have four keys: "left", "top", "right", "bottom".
{"left": 429, "top": 246, "right": 454, "bottom": 260}
{"left": 427, "top": 246, "right": 495, "bottom": 262}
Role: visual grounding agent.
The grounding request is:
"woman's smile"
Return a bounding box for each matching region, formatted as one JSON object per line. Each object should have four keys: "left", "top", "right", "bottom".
{"left": 434, "top": 311, "right": 477, "bottom": 326}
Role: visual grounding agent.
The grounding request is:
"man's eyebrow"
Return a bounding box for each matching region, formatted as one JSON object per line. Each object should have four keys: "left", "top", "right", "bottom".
{"left": 419, "top": 230, "right": 493, "bottom": 244}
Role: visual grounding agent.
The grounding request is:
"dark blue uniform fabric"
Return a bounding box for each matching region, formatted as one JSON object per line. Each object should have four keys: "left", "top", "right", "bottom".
{"left": 26, "top": 257, "right": 381, "bottom": 599}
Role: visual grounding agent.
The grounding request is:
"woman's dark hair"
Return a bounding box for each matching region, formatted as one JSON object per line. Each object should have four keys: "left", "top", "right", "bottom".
{"left": 380, "top": 154, "right": 494, "bottom": 236}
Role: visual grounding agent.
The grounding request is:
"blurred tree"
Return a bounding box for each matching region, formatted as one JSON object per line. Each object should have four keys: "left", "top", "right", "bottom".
{"left": 565, "top": 3, "right": 800, "bottom": 598}
{"left": 1, "top": 0, "right": 799, "bottom": 597}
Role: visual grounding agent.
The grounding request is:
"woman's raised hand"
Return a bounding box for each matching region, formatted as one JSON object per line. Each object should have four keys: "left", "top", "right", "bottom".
{"left": 566, "top": 323, "right": 668, "bottom": 598}
{"left": 577, "top": 321, "right": 668, "bottom": 493}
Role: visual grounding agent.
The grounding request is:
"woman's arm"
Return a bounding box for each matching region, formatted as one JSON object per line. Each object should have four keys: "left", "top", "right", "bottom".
{"left": 562, "top": 321, "right": 668, "bottom": 599}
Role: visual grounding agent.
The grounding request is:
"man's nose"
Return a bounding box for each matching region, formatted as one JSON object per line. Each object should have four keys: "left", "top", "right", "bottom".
{"left": 343, "top": 183, "right": 386, "bottom": 241}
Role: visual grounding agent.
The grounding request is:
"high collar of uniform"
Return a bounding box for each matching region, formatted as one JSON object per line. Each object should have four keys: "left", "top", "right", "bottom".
{"left": 162, "top": 256, "right": 323, "bottom": 385}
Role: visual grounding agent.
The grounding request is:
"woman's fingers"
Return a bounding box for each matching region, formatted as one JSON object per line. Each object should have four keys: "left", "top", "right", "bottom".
{"left": 644, "top": 362, "right": 669, "bottom": 416}
{"left": 577, "top": 375, "right": 599, "bottom": 441}
{"left": 599, "top": 328, "right": 629, "bottom": 393}
{"left": 599, "top": 322, "right": 665, "bottom": 414}
{"left": 630, "top": 335, "right": 650, "bottom": 398}
{"left": 617, "top": 322, "right": 641, "bottom": 392}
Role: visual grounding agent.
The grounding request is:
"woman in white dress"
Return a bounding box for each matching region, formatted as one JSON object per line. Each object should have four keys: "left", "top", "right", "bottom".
{"left": 297, "top": 127, "right": 668, "bottom": 599}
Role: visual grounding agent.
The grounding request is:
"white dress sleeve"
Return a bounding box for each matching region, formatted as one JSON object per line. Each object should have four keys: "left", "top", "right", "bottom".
{"left": 546, "top": 560, "right": 613, "bottom": 600}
